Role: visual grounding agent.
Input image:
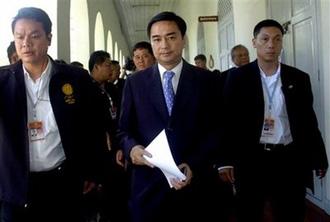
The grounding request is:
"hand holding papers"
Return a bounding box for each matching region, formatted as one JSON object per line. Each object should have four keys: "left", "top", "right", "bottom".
{"left": 143, "top": 130, "right": 187, "bottom": 188}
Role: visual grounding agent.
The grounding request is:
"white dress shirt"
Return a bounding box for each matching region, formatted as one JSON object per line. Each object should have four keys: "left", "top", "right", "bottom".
{"left": 24, "top": 59, "right": 66, "bottom": 172}
{"left": 259, "top": 64, "right": 293, "bottom": 145}
{"left": 158, "top": 60, "right": 183, "bottom": 94}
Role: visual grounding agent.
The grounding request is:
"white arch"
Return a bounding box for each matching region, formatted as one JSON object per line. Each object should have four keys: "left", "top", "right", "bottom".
{"left": 122, "top": 55, "right": 126, "bottom": 67}
{"left": 107, "top": 30, "right": 113, "bottom": 58}
{"left": 94, "top": 12, "right": 105, "bottom": 51}
{"left": 70, "top": 0, "right": 89, "bottom": 68}
{"left": 119, "top": 50, "right": 122, "bottom": 66}
{"left": 114, "top": 42, "right": 118, "bottom": 61}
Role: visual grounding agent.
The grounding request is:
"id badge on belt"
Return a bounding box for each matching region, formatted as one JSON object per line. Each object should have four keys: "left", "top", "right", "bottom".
{"left": 28, "top": 120, "right": 45, "bottom": 141}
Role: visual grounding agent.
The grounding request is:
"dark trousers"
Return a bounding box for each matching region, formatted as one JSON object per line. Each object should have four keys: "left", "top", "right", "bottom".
{"left": 1, "top": 162, "right": 83, "bottom": 222}
{"left": 99, "top": 152, "right": 130, "bottom": 222}
{"left": 1, "top": 202, "right": 26, "bottom": 222}
{"left": 235, "top": 145, "right": 307, "bottom": 222}
{"left": 129, "top": 169, "right": 220, "bottom": 222}
{"left": 81, "top": 151, "right": 130, "bottom": 222}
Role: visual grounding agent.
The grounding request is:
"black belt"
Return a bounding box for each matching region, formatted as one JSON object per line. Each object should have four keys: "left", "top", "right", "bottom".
{"left": 30, "top": 161, "right": 66, "bottom": 177}
{"left": 260, "top": 143, "right": 291, "bottom": 151}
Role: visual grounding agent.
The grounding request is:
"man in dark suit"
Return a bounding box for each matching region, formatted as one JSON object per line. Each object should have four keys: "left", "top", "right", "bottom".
{"left": 118, "top": 11, "right": 221, "bottom": 222}
{"left": 107, "top": 60, "right": 125, "bottom": 111}
{"left": 230, "top": 44, "right": 250, "bottom": 68}
{"left": 87, "top": 51, "right": 130, "bottom": 222}
{"left": 7, "top": 41, "right": 19, "bottom": 64}
{"left": 0, "top": 7, "right": 103, "bottom": 222}
{"left": 218, "top": 19, "right": 328, "bottom": 222}
{"left": 221, "top": 44, "right": 250, "bottom": 78}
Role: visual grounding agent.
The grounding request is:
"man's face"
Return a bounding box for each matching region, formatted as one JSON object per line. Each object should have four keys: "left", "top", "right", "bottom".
{"left": 150, "top": 20, "right": 185, "bottom": 70}
{"left": 194, "top": 59, "right": 207, "bottom": 69}
{"left": 13, "top": 18, "right": 51, "bottom": 66}
{"left": 232, "top": 48, "right": 250, "bottom": 67}
{"left": 253, "top": 26, "right": 283, "bottom": 64}
{"left": 133, "top": 48, "right": 155, "bottom": 71}
{"left": 94, "top": 58, "right": 112, "bottom": 83}
{"left": 109, "top": 63, "right": 120, "bottom": 82}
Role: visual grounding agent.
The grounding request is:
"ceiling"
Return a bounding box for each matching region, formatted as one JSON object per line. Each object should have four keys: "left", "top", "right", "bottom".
{"left": 113, "top": 0, "right": 178, "bottom": 53}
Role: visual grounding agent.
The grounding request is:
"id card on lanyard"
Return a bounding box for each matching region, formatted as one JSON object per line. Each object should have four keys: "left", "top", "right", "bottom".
{"left": 28, "top": 120, "right": 45, "bottom": 141}
{"left": 27, "top": 77, "right": 46, "bottom": 142}
{"left": 261, "top": 74, "right": 280, "bottom": 137}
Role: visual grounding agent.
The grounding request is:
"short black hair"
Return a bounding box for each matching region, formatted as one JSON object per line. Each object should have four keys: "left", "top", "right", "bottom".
{"left": 253, "top": 19, "right": 284, "bottom": 38}
{"left": 147, "top": 11, "right": 186, "bottom": 39}
{"left": 54, "top": 59, "right": 67, "bottom": 64}
{"left": 194, "top": 54, "right": 207, "bottom": 62}
{"left": 88, "top": 50, "right": 110, "bottom": 72}
{"left": 70, "top": 61, "right": 84, "bottom": 68}
{"left": 12, "top": 7, "right": 52, "bottom": 35}
{"left": 123, "top": 58, "right": 135, "bottom": 71}
{"left": 7, "top": 41, "right": 16, "bottom": 61}
{"left": 111, "top": 60, "right": 119, "bottom": 65}
{"left": 132, "top": 41, "right": 154, "bottom": 56}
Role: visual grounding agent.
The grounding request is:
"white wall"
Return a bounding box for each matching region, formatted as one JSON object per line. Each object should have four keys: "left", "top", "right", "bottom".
{"left": 232, "top": 0, "right": 267, "bottom": 60}
{"left": 319, "top": 0, "right": 330, "bottom": 213}
{"left": 0, "top": 0, "right": 57, "bottom": 65}
{"left": 176, "top": 0, "right": 267, "bottom": 69}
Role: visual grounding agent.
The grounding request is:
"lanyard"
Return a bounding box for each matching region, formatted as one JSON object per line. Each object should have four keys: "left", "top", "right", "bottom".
{"left": 261, "top": 74, "right": 280, "bottom": 113}
{"left": 99, "top": 86, "right": 117, "bottom": 120}
{"left": 27, "top": 76, "right": 45, "bottom": 120}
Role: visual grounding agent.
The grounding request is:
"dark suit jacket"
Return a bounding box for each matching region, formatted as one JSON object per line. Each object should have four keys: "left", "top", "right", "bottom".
{"left": 220, "top": 60, "right": 328, "bottom": 188}
{"left": 0, "top": 59, "right": 104, "bottom": 206}
{"left": 114, "top": 78, "right": 125, "bottom": 103}
{"left": 118, "top": 60, "right": 221, "bottom": 221}
{"left": 220, "top": 67, "right": 236, "bottom": 79}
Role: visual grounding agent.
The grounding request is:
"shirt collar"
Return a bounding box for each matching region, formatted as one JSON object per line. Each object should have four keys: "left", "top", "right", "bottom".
{"left": 23, "top": 57, "right": 52, "bottom": 81}
{"left": 259, "top": 63, "right": 281, "bottom": 79}
{"left": 158, "top": 60, "right": 183, "bottom": 79}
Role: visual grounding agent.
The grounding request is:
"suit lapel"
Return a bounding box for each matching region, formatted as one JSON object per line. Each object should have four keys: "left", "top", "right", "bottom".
{"left": 251, "top": 60, "right": 265, "bottom": 107}
{"left": 280, "top": 64, "right": 294, "bottom": 96}
{"left": 10, "top": 63, "right": 29, "bottom": 167}
{"left": 147, "top": 65, "right": 169, "bottom": 122}
{"left": 280, "top": 63, "right": 296, "bottom": 114}
{"left": 250, "top": 60, "right": 267, "bottom": 128}
{"left": 11, "top": 63, "right": 28, "bottom": 123}
{"left": 171, "top": 61, "right": 197, "bottom": 119}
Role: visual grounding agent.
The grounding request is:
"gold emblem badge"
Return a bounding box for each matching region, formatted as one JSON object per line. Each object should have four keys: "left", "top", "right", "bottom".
{"left": 62, "top": 83, "right": 75, "bottom": 104}
{"left": 62, "top": 83, "right": 73, "bottom": 95}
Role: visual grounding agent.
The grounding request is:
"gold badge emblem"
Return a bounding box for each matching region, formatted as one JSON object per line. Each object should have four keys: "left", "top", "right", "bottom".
{"left": 62, "top": 83, "right": 75, "bottom": 104}
{"left": 62, "top": 83, "right": 73, "bottom": 95}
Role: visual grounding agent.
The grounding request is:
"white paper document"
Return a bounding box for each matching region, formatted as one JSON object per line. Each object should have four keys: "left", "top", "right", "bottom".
{"left": 143, "top": 129, "right": 186, "bottom": 187}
